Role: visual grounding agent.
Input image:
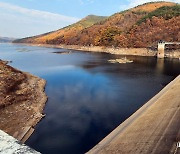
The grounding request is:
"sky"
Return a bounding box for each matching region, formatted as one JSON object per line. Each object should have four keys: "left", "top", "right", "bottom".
{"left": 0, "top": 0, "right": 179, "bottom": 38}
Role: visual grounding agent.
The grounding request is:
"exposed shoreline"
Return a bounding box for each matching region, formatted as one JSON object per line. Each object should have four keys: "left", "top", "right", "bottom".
{"left": 13, "top": 43, "right": 180, "bottom": 58}
{"left": 0, "top": 60, "right": 47, "bottom": 143}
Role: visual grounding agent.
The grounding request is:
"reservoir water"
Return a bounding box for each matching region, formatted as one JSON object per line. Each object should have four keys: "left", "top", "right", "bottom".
{"left": 0, "top": 43, "right": 180, "bottom": 154}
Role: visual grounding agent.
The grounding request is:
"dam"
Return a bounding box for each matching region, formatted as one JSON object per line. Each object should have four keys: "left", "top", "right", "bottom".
{"left": 88, "top": 75, "right": 180, "bottom": 154}
{"left": 158, "top": 41, "right": 180, "bottom": 58}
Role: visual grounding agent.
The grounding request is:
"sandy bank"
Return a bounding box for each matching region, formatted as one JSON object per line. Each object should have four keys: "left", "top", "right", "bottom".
{"left": 14, "top": 43, "right": 180, "bottom": 58}
{"left": 0, "top": 60, "right": 47, "bottom": 143}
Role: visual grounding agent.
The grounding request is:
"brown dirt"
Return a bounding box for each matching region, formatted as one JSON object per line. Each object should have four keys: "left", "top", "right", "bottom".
{"left": 0, "top": 60, "right": 47, "bottom": 141}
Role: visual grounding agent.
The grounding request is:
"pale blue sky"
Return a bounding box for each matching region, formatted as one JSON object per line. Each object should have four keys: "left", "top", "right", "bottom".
{"left": 0, "top": 0, "right": 179, "bottom": 38}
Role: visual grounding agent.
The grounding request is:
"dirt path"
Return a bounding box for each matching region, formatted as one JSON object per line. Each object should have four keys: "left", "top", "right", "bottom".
{"left": 0, "top": 60, "right": 47, "bottom": 142}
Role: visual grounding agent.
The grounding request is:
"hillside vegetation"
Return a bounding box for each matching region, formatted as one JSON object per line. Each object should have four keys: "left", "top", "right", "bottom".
{"left": 15, "top": 2, "right": 180, "bottom": 48}
{"left": 15, "top": 15, "right": 107, "bottom": 44}
{"left": 137, "top": 5, "right": 180, "bottom": 25}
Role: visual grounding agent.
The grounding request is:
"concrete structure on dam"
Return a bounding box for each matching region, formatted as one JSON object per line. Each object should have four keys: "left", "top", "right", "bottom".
{"left": 0, "top": 130, "right": 40, "bottom": 154}
{"left": 88, "top": 75, "right": 180, "bottom": 154}
{"left": 158, "top": 41, "right": 180, "bottom": 58}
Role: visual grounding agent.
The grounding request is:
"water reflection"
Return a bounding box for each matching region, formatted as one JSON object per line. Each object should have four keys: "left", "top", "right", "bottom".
{"left": 156, "top": 58, "right": 164, "bottom": 74}
{"left": 27, "top": 68, "right": 128, "bottom": 154}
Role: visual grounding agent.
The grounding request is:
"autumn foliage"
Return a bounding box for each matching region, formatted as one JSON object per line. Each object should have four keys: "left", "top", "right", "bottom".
{"left": 15, "top": 2, "right": 180, "bottom": 48}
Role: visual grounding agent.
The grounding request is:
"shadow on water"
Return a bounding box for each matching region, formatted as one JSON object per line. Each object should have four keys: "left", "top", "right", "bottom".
{"left": 0, "top": 44, "right": 180, "bottom": 154}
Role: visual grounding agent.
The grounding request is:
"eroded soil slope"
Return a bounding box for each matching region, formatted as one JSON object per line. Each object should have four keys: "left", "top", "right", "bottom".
{"left": 0, "top": 60, "right": 47, "bottom": 141}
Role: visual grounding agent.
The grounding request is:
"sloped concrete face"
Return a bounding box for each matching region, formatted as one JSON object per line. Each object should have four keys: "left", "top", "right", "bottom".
{"left": 88, "top": 75, "right": 180, "bottom": 154}
{"left": 0, "top": 130, "right": 40, "bottom": 154}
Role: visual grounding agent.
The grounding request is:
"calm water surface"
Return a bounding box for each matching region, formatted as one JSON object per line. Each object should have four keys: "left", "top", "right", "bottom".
{"left": 0, "top": 43, "right": 180, "bottom": 154}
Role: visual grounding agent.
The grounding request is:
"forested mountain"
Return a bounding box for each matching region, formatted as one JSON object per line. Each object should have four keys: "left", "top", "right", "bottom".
{"left": 14, "top": 2, "right": 180, "bottom": 48}
{"left": 14, "top": 15, "right": 107, "bottom": 44}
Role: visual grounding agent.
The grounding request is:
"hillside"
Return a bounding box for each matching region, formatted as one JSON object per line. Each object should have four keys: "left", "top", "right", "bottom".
{"left": 15, "top": 15, "right": 107, "bottom": 44}
{"left": 14, "top": 2, "right": 179, "bottom": 48}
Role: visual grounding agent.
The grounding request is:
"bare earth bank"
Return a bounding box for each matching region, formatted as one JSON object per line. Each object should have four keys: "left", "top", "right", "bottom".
{"left": 0, "top": 60, "right": 47, "bottom": 143}
{"left": 14, "top": 43, "right": 180, "bottom": 59}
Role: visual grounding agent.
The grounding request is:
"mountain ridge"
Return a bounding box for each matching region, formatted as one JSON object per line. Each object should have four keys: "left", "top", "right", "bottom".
{"left": 14, "top": 1, "right": 180, "bottom": 48}
{"left": 15, "top": 15, "right": 107, "bottom": 44}
{"left": 0, "top": 37, "right": 16, "bottom": 43}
